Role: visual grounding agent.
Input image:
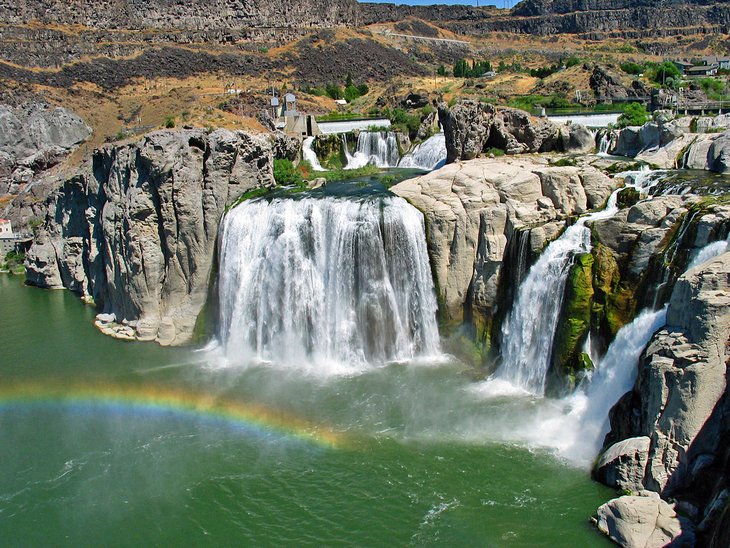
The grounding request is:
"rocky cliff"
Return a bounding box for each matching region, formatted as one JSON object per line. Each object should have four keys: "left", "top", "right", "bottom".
{"left": 595, "top": 250, "right": 730, "bottom": 545}
{"left": 25, "top": 129, "right": 274, "bottom": 346}
{"left": 0, "top": 103, "right": 91, "bottom": 196}
{"left": 390, "top": 156, "right": 618, "bottom": 359}
{"left": 0, "top": 0, "right": 361, "bottom": 30}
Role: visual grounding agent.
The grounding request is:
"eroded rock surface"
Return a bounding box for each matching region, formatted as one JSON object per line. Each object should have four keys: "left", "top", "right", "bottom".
{"left": 25, "top": 128, "right": 274, "bottom": 346}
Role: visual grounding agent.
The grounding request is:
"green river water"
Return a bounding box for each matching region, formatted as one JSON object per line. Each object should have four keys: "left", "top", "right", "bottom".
{"left": 0, "top": 275, "right": 613, "bottom": 546}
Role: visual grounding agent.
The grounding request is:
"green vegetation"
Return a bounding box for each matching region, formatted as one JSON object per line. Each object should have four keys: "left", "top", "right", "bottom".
{"left": 383, "top": 107, "right": 422, "bottom": 139}
{"left": 551, "top": 253, "right": 595, "bottom": 387}
{"left": 163, "top": 115, "right": 176, "bottom": 128}
{"left": 507, "top": 94, "right": 576, "bottom": 112}
{"left": 651, "top": 61, "right": 682, "bottom": 89}
{"left": 616, "top": 102, "right": 649, "bottom": 128}
{"left": 453, "top": 58, "right": 492, "bottom": 78}
{"left": 437, "top": 65, "right": 447, "bottom": 76}
{"left": 550, "top": 157, "right": 578, "bottom": 167}
{"left": 697, "top": 77, "right": 726, "bottom": 101}
{"left": 1, "top": 251, "right": 25, "bottom": 273}
{"left": 485, "top": 147, "right": 505, "bottom": 157}
{"left": 305, "top": 75, "right": 369, "bottom": 103}
{"left": 619, "top": 61, "right": 644, "bottom": 75}
{"left": 616, "top": 187, "right": 640, "bottom": 208}
{"left": 529, "top": 57, "right": 580, "bottom": 79}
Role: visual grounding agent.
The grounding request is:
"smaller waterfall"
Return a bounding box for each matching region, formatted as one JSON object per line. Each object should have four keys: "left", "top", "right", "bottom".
{"left": 302, "top": 137, "right": 325, "bottom": 171}
{"left": 687, "top": 234, "right": 730, "bottom": 270}
{"left": 495, "top": 170, "right": 658, "bottom": 395}
{"left": 566, "top": 307, "right": 668, "bottom": 461}
{"left": 597, "top": 133, "right": 611, "bottom": 155}
{"left": 345, "top": 131, "right": 400, "bottom": 169}
{"left": 398, "top": 133, "right": 447, "bottom": 171}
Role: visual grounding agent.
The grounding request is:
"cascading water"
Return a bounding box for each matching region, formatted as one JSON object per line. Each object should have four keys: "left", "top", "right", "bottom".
{"left": 216, "top": 195, "right": 441, "bottom": 370}
{"left": 687, "top": 234, "right": 730, "bottom": 270}
{"left": 597, "top": 133, "right": 611, "bottom": 155}
{"left": 495, "top": 194, "right": 622, "bottom": 394}
{"left": 398, "top": 133, "right": 447, "bottom": 171}
{"left": 345, "top": 131, "right": 400, "bottom": 169}
{"left": 302, "top": 137, "right": 325, "bottom": 171}
{"left": 495, "top": 169, "right": 660, "bottom": 395}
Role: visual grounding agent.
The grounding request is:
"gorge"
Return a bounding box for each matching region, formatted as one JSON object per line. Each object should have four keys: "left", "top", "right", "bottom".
{"left": 2, "top": 0, "right": 730, "bottom": 541}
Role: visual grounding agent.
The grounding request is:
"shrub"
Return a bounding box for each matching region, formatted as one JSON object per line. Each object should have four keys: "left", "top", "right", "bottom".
{"left": 620, "top": 62, "right": 643, "bottom": 75}
{"left": 651, "top": 62, "right": 681, "bottom": 87}
{"left": 163, "top": 115, "right": 175, "bottom": 129}
{"left": 273, "top": 159, "right": 304, "bottom": 186}
{"left": 325, "top": 84, "right": 343, "bottom": 100}
{"left": 617, "top": 102, "right": 649, "bottom": 128}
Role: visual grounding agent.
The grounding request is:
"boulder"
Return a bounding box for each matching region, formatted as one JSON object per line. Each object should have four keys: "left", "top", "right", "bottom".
{"left": 595, "top": 436, "right": 651, "bottom": 492}
{"left": 559, "top": 124, "right": 595, "bottom": 154}
{"left": 594, "top": 493, "right": 682, "bottom": 548}
{"left": 437, "top": 100, "right": 568, "bottom": 162}
{"left": 708, "top": 130, "right": 730, "bottom": 174}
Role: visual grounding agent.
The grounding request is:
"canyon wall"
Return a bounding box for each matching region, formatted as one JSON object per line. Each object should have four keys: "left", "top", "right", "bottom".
{"left": 25, "top": 128, "right": 274, "bottom": 346}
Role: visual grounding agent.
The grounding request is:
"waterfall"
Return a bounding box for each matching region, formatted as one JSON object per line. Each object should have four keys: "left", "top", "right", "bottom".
{"left": 302, "top": 137, "right": 325, "bottom": 171}
{"left": 564, "top": 307, "right": 668, "bottom": 462}
{"left": 597, "top": 133, "right": 611, "bottom": 155}
{"left": 687, "top": 234, "right": 730, "bottom": 270}
{"left": 344, "top": 131, "right": 400, "bottom": 169}
{"left": 398, "top": 133, "right": 447, "bottom": 171}
{"left": 494, "top": 177, "right": 650, "bottom": 394}
{"left": 216, "top": 195, "right": 441, "bottom": 370}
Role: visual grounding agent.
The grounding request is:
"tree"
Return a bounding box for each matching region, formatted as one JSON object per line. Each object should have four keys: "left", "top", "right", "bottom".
{"left": 437, "top": 65, "right": 447, "bottom": 76}
{"left": 325, "top": 84, "right": 343, "bottom": 100}
{"left": 345, "top": 74, "right": 354, "bottom": 88}
{"left": 652, "top": 62, "right": 681, "bottom": 87}
{"left": 453, "top": 59, "right": 469, "bottom": 78}
{"left": 617, "top": 102, "right": 649, "bottom": 128}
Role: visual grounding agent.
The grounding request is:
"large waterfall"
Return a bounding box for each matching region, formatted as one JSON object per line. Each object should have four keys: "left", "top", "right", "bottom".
{"left": 345, "top": 131, "right": 400, "bottom": 169}
{"left": 398, "top": 133, "right": 447, "bottom": 171}
{"left": 216, "top": 195, "right": 441, "bottom": 369}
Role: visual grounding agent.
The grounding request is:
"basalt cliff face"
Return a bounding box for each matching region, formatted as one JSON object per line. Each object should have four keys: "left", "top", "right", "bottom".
{"left": 0, "top": 0, "right": 361, "bottom": 30}
{"left": 25, "top": 129, "right": 274, "bottom": 346}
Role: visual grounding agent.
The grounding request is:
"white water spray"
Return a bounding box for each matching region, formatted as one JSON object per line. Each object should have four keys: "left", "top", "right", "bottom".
{"left": 345, "top": 131, "right": 400, "bottom": 169}
{"left": 687, "top": 234, "right": 730, "bottom": 270}
{"left": 398, "top": 133, "right": 447, "bottom": 171}
{"left": 216, "top": 195, "right": 441, "bottom": 372}
{"left": 302, "top": 137, "right": 325, "bottom": 171}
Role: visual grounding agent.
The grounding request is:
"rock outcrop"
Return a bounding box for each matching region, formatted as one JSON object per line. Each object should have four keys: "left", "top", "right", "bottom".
{"left": 0, "top": 103, "right": 91, "bottom": 196}
{"left": 25, "top": 128, "right": 274, "bottom": 346}
{"left": 438, "top": 100, "right": 593, "bottom": 163}
{"left": 596, "top": 250, "right": 730, "bottom": 545}
{"left": 606, "top": 116, "right": 730, "bottom": 173}
{"left": 390, "top": 156, "right": 618, "bottom": 357}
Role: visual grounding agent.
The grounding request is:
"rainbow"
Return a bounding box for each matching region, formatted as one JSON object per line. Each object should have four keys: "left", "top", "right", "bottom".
{"left": 0, "top": 381, "right": 342, "bottom": 449}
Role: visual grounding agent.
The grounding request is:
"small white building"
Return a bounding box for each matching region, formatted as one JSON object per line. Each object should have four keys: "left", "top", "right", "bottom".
{"left": 0, "top": 219, "right": 15, "bottom": 255}
{"left": 0, "top": 219, "right": 11, "bottom": 237}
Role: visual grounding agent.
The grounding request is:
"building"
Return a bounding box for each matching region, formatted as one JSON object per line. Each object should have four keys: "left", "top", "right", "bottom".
{"left": 704, "top": 56, "right": 730, "bottom": 70}
{"left": 686, "top": 64, "right": 719, "bottom": 77}
{"left": 0, "top": 219, "right": 33, "bottom": 256}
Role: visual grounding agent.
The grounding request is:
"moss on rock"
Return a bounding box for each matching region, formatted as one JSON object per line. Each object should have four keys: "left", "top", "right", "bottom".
{"left": 550, "top": 253, "right": 595, "bottom": 391}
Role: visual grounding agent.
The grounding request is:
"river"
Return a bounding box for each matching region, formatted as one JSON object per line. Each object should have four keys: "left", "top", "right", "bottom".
{"left": 0, "top": 274, "right": 614, "bottom": 545}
